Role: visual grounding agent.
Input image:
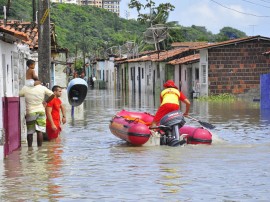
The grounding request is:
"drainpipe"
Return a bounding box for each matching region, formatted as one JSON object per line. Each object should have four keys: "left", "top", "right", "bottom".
{"left": 3, "top": 6, "right": 6, "bottom": 26}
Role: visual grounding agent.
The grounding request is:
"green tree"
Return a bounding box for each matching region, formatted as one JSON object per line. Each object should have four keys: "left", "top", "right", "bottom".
{"left": 128, "top": 0, "right": 174, "bottom": 25}
{"left": 215, "top": 27, "right": 247, "bottom": 41}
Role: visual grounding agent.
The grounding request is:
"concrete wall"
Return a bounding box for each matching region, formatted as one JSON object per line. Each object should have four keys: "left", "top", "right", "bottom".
{"left": 199, "top": 49, "right": 209, "bottom": 96}
{"left": 0, "top": 41, "right": 16, "bottom": 160}
{"left": 0, "top": 41, "right": 31, "bottom": 159}
{"left": 104, "top": 57, "right": 115, "bottom": 89}
{"left": 54, "top": 53, "right": 68, "bottom": 88}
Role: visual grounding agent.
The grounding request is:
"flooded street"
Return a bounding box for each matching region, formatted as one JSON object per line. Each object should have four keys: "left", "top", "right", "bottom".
{"left": 1, "top": 89, "right": 270, "bottom": 201}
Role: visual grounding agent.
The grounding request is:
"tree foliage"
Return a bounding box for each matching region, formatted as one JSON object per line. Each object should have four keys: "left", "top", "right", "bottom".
{"left": 0, "top": 0, "right": 248, "bottom": 56}
{"left": 128, "top": 0, "right": 175, "bottom": 25}
{"left": 215, "top": 27, "right": 247, "bottom": 41}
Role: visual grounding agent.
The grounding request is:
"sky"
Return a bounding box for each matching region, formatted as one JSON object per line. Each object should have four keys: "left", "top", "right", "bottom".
{"left": 120, "top": 0, "right": 270, "bottom": 37}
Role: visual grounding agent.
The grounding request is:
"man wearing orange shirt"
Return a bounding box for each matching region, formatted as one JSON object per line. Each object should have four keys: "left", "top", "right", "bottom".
{"left": 46, "top": 85, "right": 66, "bottom": 141}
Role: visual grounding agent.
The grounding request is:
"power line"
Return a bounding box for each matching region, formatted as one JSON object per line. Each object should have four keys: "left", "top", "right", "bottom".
{"left": 241, "top": 0, "right": 270, "bottom": 8}
{"left": 210, "top": 0, "right": 270, "bottom": 17}
{"left": 258, "top": 0, "right": 270, "bottom": 3}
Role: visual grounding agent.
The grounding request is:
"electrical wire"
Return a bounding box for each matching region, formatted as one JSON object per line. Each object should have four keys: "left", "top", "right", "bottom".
{"left": 241, "top": 0, "right": 270, "bottom": 8}
{"left": 210, "top": 0, "right": 270, "bottom": 17}
{"left": 258, "top": 0, "right": 270, "bottom": 3}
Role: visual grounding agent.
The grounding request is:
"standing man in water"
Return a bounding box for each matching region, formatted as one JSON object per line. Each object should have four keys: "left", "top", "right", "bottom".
{"left": 20, "top": 84, "right": 55, "bottom": 147}
{"left": 46, "top": 85, "right": 66, "bottom": 141}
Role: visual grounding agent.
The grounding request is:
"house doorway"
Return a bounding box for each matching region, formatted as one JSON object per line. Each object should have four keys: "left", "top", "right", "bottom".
{"left": 138, "top": 67, "right": 141, "bottom": 95}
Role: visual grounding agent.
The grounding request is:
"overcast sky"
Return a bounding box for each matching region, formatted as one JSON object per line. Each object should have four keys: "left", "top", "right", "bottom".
{"left": 120, "top": 0, "right": 270, "bottom": 37}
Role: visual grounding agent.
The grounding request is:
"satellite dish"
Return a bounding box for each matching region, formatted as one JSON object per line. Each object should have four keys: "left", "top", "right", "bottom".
{"left": 121, "top": 41, "right": 138, "bottom": 59}
{"left": 143, "top": 24, "right": 168, "bottom": 48}
{"left": 106, "top": 46, "right": 121, "bottom": 56}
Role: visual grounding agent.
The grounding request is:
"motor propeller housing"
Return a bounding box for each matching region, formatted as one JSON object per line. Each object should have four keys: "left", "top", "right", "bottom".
{"left": 160, "top": 110, "right": 186, "bottom": 128}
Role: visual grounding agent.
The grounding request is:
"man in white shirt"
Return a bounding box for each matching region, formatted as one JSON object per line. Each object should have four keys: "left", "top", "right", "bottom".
{"left": 19, "top": 84, "right": 55, "bottom": 147}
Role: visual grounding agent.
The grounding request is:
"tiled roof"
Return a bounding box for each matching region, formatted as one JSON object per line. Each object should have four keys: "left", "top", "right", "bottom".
{"left": 168, "top": 54, "right": 200, "bottom": 65}
{"left": 114, "top": 57, "right": 127, "bottom": 62}
{"left": 194, "top": 35, "right": 270, "bottom": 50}
{"left": 0, "top": 20, "right": 57, "bottom": 50}
{"left": 171, "top": 42, "right": 208, "bottom": 48}
{"left": 0, "top": 24, "right": 28, "bottom": 41}
{"left": 125, "top": 48, "right": 190, "bottom": 63}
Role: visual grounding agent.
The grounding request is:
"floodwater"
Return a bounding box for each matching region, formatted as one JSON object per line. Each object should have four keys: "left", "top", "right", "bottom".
{"left": 1, "top": 89, "right": 270, "bottom": 201}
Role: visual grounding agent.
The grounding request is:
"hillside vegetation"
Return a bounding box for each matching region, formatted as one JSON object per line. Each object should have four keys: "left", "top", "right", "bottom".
{"left": 0, "top": 0, "right": 247, "bottom": 56}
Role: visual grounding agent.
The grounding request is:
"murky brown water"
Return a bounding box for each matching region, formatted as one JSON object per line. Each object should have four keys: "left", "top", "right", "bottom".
{"left": 1, "top": 89, "right": 270, "bottom": 201}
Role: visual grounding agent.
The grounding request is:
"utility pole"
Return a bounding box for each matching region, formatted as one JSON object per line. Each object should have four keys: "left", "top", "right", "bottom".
{"left": 32, "top": 0, "right": 36, "bottom": 22}
{"left": 38, "top": 0, "right": 51, "bottom": 88}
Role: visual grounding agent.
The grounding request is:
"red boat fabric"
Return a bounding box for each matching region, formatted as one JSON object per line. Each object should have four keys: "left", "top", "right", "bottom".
{"left": 180, "top": 125, "right": 212, "bottom": 145}
{"left": 109, "top": 113, "right": 151, "bottom": 145}
{"left": 110, "top": 110, "right": 213, "bottom": 145}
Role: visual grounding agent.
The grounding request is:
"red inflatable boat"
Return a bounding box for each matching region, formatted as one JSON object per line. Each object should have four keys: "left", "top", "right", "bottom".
{"left": 109, "top": 110, "right": 212, "bottom": 146}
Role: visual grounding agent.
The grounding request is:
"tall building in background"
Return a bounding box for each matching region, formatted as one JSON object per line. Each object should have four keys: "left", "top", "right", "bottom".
{"left": 102, "top": 0, "right": 120, "bottom": 16}
{"left": 51, "top": 0, "right": 79, "bottom": 4}
{"left": 51, "top": 0, "right": 121, "bottom": 15}
{"left": 81, "top": 0, "right": 102, "bottom": 8}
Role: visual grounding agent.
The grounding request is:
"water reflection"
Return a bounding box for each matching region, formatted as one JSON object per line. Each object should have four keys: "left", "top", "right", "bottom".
{"left": 260, "top": 108, "right": 270, "bottom": 124}
{"left": 1, "top": 139, "right": 64, "bottom": 201}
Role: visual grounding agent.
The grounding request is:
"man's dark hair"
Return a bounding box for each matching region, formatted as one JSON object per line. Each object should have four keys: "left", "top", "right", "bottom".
{"left": 26, "top": 59, "right": 35, "bottom": 67}
{"left": 52, "top": 85, "right": 62, "bottom": 92}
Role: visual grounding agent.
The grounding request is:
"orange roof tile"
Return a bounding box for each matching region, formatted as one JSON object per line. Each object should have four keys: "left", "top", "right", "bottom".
{"left": 125, "top": 48, "right": 190, "bottom": 63}
{"left": 171, "top": 42, "right": 208, "bottom": 48}
{"left": 0, "top": 20, "right": 57, "bottom": 50}
{"left": 0, "top": 25, "right": 28, "bottom": 41}
{"left": 168, "top": 54, "right": 200, "bottom": 65}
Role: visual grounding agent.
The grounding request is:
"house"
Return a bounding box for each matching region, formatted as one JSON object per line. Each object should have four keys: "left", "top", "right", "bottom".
{"left": 113, "top": 36, "right": 270, "bottom": 101}
{"left": 195, "top": 36, "right": 270, "bottom": 98}
{"left": 115, "top": 48, "right": 196, "bottom": 97}
{"left": 92, "top": 56, "right": 115, "bottom": 89}
{"left": 0, "top": 20, "right": 68, "bottom": 88}
{"left": 0, "top": 21, "right": 66, "bottom": 159}
{"left": 0, "top": 25, "right": 29, "bottom": 160}
{"left": 168, "top": 54, "right": 200, "bottom": 98}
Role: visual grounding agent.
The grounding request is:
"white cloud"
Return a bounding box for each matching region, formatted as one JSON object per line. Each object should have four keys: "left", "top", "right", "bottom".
{"left": 176, "top": 1, "right": 260, "bottom": 34}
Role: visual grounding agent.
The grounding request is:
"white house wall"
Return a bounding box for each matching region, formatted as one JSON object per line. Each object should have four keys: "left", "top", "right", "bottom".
{"left": 128, "top": 61, "right": 149, "bottom": 94}
{"left": 54, "top": 63, "right": 67, "bottom": 88}
{"left": 0, "top": 41, "right": 19, "bottom": 97}
{"left": 174, "top": 64, "right": 180, "bottom": 89}
{"left": 180, "top": 64, "right": 189, "bottom": 97}
{"left": 158, "top": 62, "right": 166, "bottom": 92}
{"left": 199, "top": 49, "right": 209, "bottom": 96}
{"left": 1, "top": 41, "right": 30, "bottom": 159}
{"left": 105, "top": 57, "right": 115, "bottom": 89}
{"left": 126, "top": 61, "right": 168, "bottom": 96}
{"left": 178, "top": 62, "right": 200, "bottom": 98}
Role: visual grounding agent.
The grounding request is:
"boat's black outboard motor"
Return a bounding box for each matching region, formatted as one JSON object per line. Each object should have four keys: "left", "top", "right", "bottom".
{"left": 159, "top": 110, "right": 186, "bottom": 146}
